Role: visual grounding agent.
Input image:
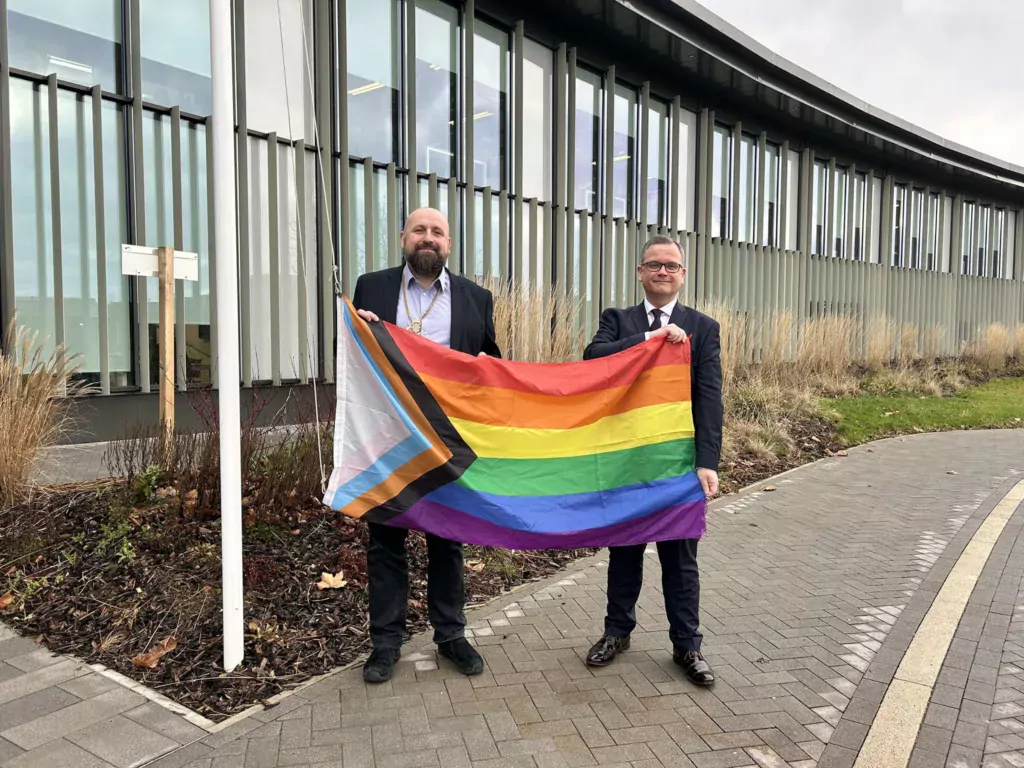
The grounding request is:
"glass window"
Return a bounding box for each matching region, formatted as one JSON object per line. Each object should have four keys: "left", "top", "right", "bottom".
{"left": 960, "top": 202, "right": 974, "bottom": 275}
{"left": 977, "top": 205, "right": 990, "bottom": 277}
{"left": 347, "top": 0, "right": 400, "bottom": 162}
{"left": 644, "top": 101, "right": 668, "bottom": 226}
{"left": 9, "top": 79, "right": 131, "bottom": 383}
{"left": 140, "top": 0, "right": 212, "bottom": 114}
{"left": 852, "top": 172, "right": 867, "bottom": 261}
{"left": 573, "top": 70, "right": 602, "bottom": 212}
{"left": 676, "top": 108, "right": 697, "bottom": 232}
{"left": 736, "top": 134, "right": 756, "bottom": 243}
{"left": 7, "top": 0, "right": 122, "bottom": 92}
{"left": 473, "top": 22, "right": 508, "bottom": 190}
{"left": 762, "top": 143, "right": 779, "bottom": 247}
{"left": 415, "top": 0, "right": 458, "bottom": 179}
{"left": 833, "top": 167, "right": 847, "bottom": 258}
{"left": 522, "top": 39, "right": 553, "bottom": 201}
{"left": 811, "top": 160, "right": 828, "bottom": 255}
{"left": 245, "top": 0, "right": 315, "bottom": 140}
{"left": 711, "top": 125, "right": 730, "bottom": 239}
{"left": 892, "top": 184, "right": 906, "bottom": 267}
{"left": 611, "top": 85, "right": 636, "bottom": 219}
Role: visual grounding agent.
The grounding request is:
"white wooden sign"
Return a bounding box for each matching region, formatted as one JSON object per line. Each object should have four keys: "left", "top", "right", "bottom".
{"left": 121, "top": 244, "right": 200, "bottom": 282}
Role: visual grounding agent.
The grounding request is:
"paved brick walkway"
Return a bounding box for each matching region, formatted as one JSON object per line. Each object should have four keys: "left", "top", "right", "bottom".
{"left": 3, "top": 430, "right": 1024, "bottom": 768}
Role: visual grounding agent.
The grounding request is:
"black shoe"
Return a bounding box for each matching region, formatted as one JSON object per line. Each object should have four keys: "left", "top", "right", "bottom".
{"left": 438, "top": 638, "right": 484, "bottom": 676}
{"left": 585, "top": 635, "right": 630, "bottom": 667}
{"left": 363, "top": 647, "right": 401, "bottom": 683}
{"left": 674, "top": 649, "right": 715, "bottom": 686}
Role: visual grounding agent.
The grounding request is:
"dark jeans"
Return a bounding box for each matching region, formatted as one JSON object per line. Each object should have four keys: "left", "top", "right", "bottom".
{"left": 604, "top": 538, "right": 702, "bottom": 652}
{"left": 367, "top": 522, "right": 466, "bottom": 650}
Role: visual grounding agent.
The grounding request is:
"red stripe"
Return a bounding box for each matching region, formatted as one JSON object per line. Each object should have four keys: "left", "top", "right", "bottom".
{"left": 387, "top": 323, "right": 691, "bottom": 395}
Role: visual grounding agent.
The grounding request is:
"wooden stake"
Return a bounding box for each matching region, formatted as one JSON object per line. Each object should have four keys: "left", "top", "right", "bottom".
{"left": 158, "top": 246, "right": 175, "bottom": 450}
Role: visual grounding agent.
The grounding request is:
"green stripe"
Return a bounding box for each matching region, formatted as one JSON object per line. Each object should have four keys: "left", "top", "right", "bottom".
{"left": 457, "top": 438, "right": 696, "bottom": 497}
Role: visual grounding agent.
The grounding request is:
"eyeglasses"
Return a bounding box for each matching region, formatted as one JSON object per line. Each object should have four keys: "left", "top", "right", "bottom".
{"left": 640, "top": 261, "right": 683, "bottom": 274}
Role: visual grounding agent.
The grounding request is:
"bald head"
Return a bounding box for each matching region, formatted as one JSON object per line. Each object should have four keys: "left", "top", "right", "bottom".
{"left": 401, "top": 207, "right": 452, "bottom": 281}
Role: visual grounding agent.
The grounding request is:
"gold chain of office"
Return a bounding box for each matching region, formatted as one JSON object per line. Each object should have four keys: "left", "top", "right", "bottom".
{"left": 401, "top": 278, "right": 442, "bottom": 335}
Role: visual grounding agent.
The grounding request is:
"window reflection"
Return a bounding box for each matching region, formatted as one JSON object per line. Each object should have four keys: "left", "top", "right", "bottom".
{"left": 762, "top": 143, "right": 780, "bottom": 247}
{"left": 711, "top": 125, "right": 730, "bottom": 239}
{"left": 415, "top": 0, "right": 458, "bottom": 178}
{"left": 522, "top": 40, "right": 552, "bottom": 201}
{"left": 245, "top": 0, "right": 315, "bottom": 141}
{"left": 347, "top": 0, "right": 400, "bottom": 162}
{"left": 474, "top": 23, "right": 508, "bottom": 190}
{"left": 574, "top": 70, "right": 602, "bottom": 212}
{"left": 7, "top": 0, "right": 122, "bottom": 92}
{"left": 645, "top": 101, "right": 668, "bottom": 227}
{"left": 140, "top": 0, "right": 212, "bottom": 114}
{"left": 812, "top": 160, "right": 828, "bottom": 255}
{"left": 612, "top": 86, "right": 635, "bottom": 218}
{"left": 737, "top": 134, "right": 755, "bottom": 243}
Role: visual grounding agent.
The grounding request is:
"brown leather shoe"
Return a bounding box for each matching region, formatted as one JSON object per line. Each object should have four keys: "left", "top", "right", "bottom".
{"left": 586, "top": 635, "right": 630, "bottom": 667}
{"left": 674, "top": 649, "right": 715, "bottom": 686}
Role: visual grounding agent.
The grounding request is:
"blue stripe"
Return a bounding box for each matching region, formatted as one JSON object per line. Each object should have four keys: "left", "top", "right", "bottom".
{"left": 421, "top": 471, "right": 705, "bottom": 533}
{"left": 327, "top": 311, "right": 433, "bottom": 508}
{"left": 327, "top": 435, "right": 431, "bottom": 509}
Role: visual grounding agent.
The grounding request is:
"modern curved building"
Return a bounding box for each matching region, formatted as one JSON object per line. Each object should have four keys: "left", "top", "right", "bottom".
{"left": 1, "top": 0, "right": 1021, "bottom": 434}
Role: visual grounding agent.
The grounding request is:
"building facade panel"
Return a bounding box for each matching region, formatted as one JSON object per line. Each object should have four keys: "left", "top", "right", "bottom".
{"left": 1, "top": 0, "right": 1022, "bottom": 413}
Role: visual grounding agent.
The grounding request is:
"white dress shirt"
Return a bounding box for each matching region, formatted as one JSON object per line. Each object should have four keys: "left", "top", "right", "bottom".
{"left": 643, "top": 297, "right": 678, "bottom": 341}
{"left": 395, "top": 265, "right": 452, "bottom": 348}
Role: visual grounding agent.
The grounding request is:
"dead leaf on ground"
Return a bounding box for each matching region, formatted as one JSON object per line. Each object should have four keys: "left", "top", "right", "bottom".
{"left": 946, "top": 470, "right": 959, "bottom": 475}
{"left": 131, "top": 636, "right": 178, "bottom": 669}
{"left": 465, "top": 559, "right": 485, "bottom": 572}
{"left": 0, "top": 592, "right": 14, "bottom": 610}
{"left": 317, "top": 571, "right": 347, "bottom": 590}
{"left": 883, "top": 411, "right": 901, "bottom": 417}
{"left": 760, "top": 485, "right": 777, "bottom": 492}
{"left": 836, "top": 450, "right": 848, "bottom": 457}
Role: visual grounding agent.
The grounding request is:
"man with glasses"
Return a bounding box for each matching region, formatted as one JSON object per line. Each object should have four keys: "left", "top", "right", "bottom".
{"left": 581, "top": 235, "right": 723, "bottom": 687}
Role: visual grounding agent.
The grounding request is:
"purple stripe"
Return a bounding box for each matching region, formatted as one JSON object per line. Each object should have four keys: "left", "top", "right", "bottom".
{"left": 385, "top": 498, "right": 707, "bottom": 549}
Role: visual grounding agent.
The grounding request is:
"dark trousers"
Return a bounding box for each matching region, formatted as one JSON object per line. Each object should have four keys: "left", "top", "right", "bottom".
{"left": 367, "top": 522, "right": 466, "bottom": 650}
{"left": 604, "top": 539, "right": 702, "bottom": 652}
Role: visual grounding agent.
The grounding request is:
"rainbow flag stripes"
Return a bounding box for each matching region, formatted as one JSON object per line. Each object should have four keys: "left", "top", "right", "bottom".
{"left": 324, "top": 297, "right": 707, "bottom": 549}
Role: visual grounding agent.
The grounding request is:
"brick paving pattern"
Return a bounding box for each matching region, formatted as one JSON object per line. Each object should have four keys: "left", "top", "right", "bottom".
{"left": 2, "top": 430, "right": 1023, "bottom": 767}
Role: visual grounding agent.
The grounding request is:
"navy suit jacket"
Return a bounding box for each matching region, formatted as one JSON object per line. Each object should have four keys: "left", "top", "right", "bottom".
{"left": 352, "top": 266, "right": 501, "bottom": 358}
{"left": 583, "top": 302, "right": 724, "bottom": 472}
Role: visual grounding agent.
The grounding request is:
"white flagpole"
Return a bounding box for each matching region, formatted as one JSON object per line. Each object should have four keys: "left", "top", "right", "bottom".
{"left": 210, "top": 0, "right": 244, "bottom": 672}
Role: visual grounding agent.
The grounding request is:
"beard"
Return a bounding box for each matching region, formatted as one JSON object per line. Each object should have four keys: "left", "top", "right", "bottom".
{"left": 404, "top": 245, "right": 446, "bottom": 278}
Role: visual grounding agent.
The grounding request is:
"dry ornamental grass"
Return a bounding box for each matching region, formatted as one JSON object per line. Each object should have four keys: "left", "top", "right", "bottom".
{"left": 0, "top": 322, "right": 90, "bottom": 506}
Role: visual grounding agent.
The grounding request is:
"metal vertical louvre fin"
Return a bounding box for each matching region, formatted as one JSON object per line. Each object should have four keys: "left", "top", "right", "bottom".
{"left": 269, "top": 134, "right": 282, "bottom": 385}
{"left": 129, "top": 0, "right": 149, "bottom": 392}
{"left": 171, "top": 107, "right": 186, "bottom": 390}
{"left": 513, "top": 21, "right": 524, "bottom": 285}
{"left": 91, "top": 85, "right": 110, "bottom": 394}
{"left": 387, "top": 163, "right": 399, "bottom": 268}
{"left": 296, "top": 140, "right": 309, "bottom": 382}
{"left": 46, "top": 74, "right": 65, "bottom": 349}
{"left": 0, "top": 0, "right": 14, "bottom": 335}
{"left": 464, "top": 0, "right": 476, "bottom": 279}
{"left": 205, "top": 117, "right": 218, "bottom": 388}
{"left": 234, "top": 0, "right": 252, "bottom": 387}
{"left": 602, "top": 65, "right": 615, "bottom": 311}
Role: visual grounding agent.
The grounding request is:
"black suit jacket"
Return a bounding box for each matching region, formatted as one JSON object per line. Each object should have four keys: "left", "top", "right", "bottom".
{"left": 352, "top": 266, "right": 502, "bottom": 358}
{"left": 583, "top": 302, "right": 724, "bottom": 472}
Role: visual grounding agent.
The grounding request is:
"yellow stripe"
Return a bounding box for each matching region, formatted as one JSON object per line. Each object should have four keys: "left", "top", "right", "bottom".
{"left": 451, "top": 402, "right": 695, "bottom": 459}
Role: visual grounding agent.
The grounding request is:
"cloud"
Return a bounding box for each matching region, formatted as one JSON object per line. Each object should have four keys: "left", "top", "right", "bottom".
{"left": 694, "top": 0, "right": 1024, "bottom": 167}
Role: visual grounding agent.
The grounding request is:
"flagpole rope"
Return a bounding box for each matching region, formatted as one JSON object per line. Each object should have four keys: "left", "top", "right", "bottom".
{"left": 274, "top": 0, "right": 339, "bottom": 493}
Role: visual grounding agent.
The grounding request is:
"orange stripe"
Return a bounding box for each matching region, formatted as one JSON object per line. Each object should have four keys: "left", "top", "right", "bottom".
{"left": 343, "top": 301, "right": 452, "bottom": 513}
{"left": 341, "top": 447, "right": 450, "bottom": 518}
{"left": 419, "top": 364, "right": 692, "bottom": 429}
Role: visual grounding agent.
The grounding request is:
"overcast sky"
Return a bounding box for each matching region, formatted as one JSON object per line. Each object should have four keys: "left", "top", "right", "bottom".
{"left": 694, "top": 0, "right": 1024, "bottom": 168}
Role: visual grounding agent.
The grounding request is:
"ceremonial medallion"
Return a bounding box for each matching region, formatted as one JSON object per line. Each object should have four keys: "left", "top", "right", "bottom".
{"left": 409, "top": 320, "right": 422, "bottom": 334}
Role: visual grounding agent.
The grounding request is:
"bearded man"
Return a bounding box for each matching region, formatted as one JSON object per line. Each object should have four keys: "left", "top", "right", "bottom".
{"left": 352, "top": 207, "right": 501, "bottom": 683}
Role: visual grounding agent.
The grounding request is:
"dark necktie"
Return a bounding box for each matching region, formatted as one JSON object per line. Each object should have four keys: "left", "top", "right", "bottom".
{"left": 649, "top": 308, "right": 663, "bottom": 332}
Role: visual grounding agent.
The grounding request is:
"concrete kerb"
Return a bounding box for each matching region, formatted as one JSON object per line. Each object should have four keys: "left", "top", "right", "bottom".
{"left": 26, "top": 430, "right": 1024, "bottom": 756}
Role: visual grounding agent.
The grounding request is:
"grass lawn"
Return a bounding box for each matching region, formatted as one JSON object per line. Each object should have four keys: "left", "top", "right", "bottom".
{"left": 826, "top": 376, "right": 1024, "bottom": 446}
